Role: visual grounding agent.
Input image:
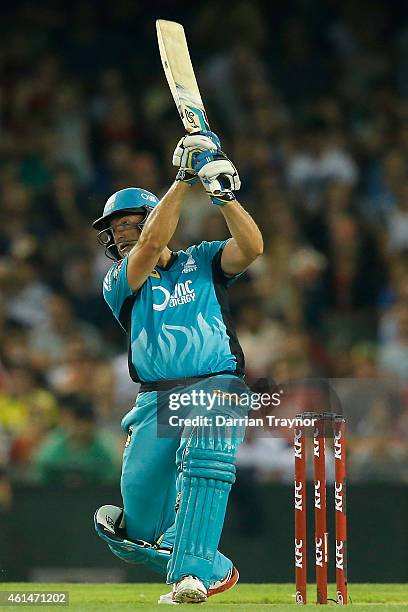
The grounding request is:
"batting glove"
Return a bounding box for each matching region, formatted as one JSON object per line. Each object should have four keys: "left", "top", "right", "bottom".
{"left": 175, "top": 168, "right": 199, "bottom": 185}
{"left": 173, "top": 130, "right": 221, "bottom": 170}
{"left": 192, "top": 150, "right": 240, "bottom": 204}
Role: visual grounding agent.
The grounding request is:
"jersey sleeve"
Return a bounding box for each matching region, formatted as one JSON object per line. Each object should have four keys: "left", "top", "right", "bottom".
{"left": 191, "top": 239, "right": 243, "bottom": 286}
{"left": 102, "top": 256, "right": 134, "bottom": 321}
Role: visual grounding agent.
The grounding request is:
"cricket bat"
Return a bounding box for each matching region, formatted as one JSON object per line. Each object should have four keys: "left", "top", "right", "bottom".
{"left": 156, "top": 19, "right": 210, "bottom": 133}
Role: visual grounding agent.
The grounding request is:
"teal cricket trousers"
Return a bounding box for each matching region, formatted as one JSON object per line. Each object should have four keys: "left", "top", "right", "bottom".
{"left": 120, "top": 375, "right": 248, "bottom": 583}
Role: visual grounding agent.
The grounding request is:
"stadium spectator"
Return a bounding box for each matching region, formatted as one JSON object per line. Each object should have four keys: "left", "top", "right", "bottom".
{"left": 236, "top": 301, "right": 285, "bottom": 379}
{"left": 28, "top": 292, "right": 104, "bottom": 373}
{"left": 379, "top": 304, "right": 408, "bottom": 382}
{"left": 0, "top": 365, "right": 56, "bottom": 448}
{"left": 33, "top": 394, "right": 120, "bottom": 486}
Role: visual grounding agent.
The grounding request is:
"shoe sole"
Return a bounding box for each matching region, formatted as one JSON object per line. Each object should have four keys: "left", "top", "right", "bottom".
{"left": 173, "top": 587, "right": 207, "bottom": 604}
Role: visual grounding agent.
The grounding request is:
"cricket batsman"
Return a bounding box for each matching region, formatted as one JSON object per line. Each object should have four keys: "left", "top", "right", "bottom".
{"left": 93, "top": 131, "right": 263, "bottom": 604}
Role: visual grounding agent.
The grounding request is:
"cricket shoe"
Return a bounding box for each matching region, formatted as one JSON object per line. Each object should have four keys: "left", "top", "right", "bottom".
{"left": 158, "top": 566, "right": 239, "bottom": 604}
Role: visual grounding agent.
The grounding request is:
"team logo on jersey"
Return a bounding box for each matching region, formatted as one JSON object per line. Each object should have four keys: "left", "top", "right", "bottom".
{"left": 182, "top": 255, "right": 197, "bottom": 273}
{"left": 150, "top": 269, "right": 160, "bottom": 278}
{"left": 152, "top": 280, "right": 196, "bottom": 311}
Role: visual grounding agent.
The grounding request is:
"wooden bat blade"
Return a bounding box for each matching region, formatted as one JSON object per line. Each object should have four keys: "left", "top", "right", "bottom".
{"left": 156, "top": 19, "right": 209, "bottom": 133}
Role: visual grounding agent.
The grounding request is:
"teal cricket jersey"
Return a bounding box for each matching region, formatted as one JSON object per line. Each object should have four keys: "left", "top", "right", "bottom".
{"left": 103, "top": 240, "right": 245, "bottom": 382}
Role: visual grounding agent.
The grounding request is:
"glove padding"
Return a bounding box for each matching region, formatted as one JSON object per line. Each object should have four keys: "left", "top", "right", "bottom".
{"left": 195, "top": 150, "right": 241, "bottom": 195}
{"left": 173, "top": 130, "right": 221, "bottom": 169}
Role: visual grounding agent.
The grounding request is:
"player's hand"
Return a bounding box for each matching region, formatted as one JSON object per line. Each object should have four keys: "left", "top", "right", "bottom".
{"left": 193, "top": 150, "right": 241, "bottom": 205}
{"left": 173, "top": 130, "right": 221, "bottom": 169}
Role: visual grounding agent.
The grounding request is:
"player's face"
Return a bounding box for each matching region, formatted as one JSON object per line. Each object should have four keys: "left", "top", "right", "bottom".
{"left": 111, "top": 213, "right": 145, "bottom": 257}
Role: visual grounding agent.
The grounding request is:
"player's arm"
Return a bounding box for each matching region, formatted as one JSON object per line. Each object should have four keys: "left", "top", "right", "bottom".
{"left": 127, "top": 181, "right": 189, "bottom": 290}
{"left": 219, "top": 200, "right": 263, "bottom": 274}
{"left": 173, "top": 132, "right": 263, "bottom": 274}
{"left": 127, "top": 131, "right": 222, "bottom": 290}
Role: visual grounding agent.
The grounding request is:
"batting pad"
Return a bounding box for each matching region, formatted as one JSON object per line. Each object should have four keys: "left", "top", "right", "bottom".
{"left": 94, "top": 505, "right": 171, "bottom": 576}
{"left": 167, "top": 425, "right": 238, "bottom": 587}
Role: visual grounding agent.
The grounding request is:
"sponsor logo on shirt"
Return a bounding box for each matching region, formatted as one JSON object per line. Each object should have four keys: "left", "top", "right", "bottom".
{"left": 182, "top": 255, "right": 197, "bottom": 273}
{"left": 152, "top": 280, "right": 196, "bottom": 311}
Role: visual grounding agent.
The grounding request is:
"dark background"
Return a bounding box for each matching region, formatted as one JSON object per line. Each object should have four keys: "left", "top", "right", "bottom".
{"left": 0, "top": 0, "right": 407, "bottom": 584}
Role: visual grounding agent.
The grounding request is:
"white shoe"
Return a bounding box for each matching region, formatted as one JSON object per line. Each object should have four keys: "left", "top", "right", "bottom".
{"left": 158, "top": 566, "right": 239, "bottom": 604}
{"left": 158, "top": 588, "right": 206, "bottom": 606}
{"left": 157, "top": 576, "right": 207, "bottom": 605}
{"left": 173, "top": 575, "right": 207, "bottom": 604}
{"left": 158, "top": 592, "right": 179, "bottom": 605}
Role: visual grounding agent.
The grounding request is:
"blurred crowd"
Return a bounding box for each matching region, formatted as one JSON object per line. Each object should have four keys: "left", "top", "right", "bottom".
{"left": 0, "top": 0, "right": 408, "bottom": 503}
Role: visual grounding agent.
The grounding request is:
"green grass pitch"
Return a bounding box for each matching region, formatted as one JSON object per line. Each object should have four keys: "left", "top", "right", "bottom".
{"left": 1, "top": 583, "right": 407, "bottom": 610}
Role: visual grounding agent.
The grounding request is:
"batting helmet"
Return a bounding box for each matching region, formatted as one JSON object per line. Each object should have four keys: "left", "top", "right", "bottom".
{"left": 93, "top": 188, "right": 159, "bottom": 260}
